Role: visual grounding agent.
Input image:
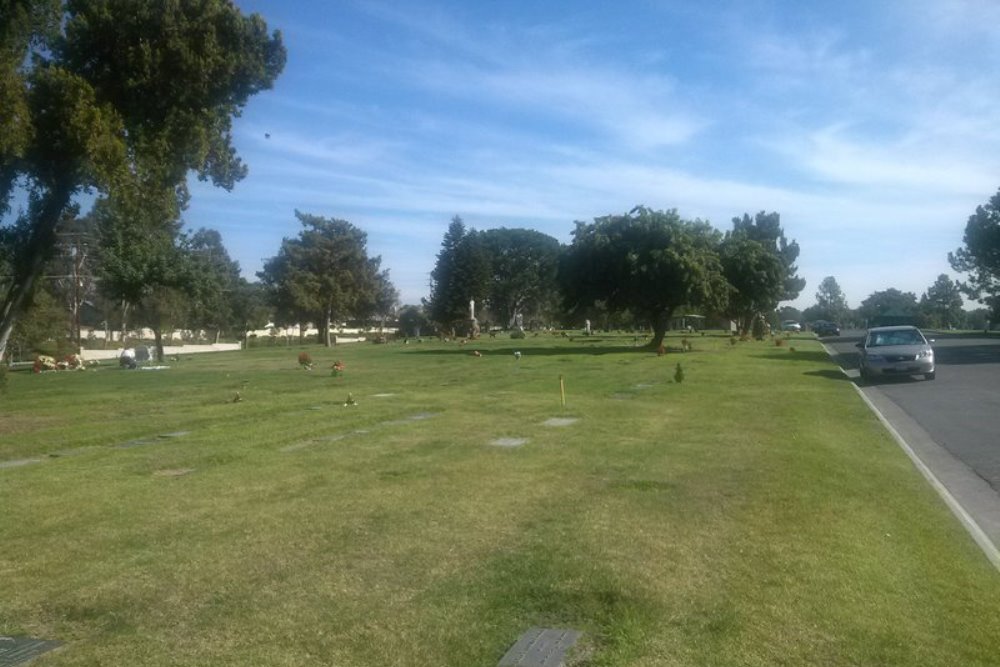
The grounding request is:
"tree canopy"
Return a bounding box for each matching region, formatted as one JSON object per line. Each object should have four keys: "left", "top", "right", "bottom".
{"left": 730, "top": 211, "right": 805, "bottom": 302}
{"left": 0, "top": 0, "right": 285, "bottom": 360}
{"left": 559, "top": 206, "right": 727, "bottom": 348}
{"left": 258, "top": 211, "right": 393, "bottom": 347}
{"left": 426, "top": 216, "right": 490, "bottom": 331}
{"left": 856, "top": 288, "right": 918, "bottom": 326}
{"left": 920, "top": 274, "right": 963, "bottom": 329}
{"left": 949, "top": 187, "right": 1000, "bottom": 320}
{"left": 478, "top": 227, "right": 561, "bottom": 329}
{"left": 804, "top": 276, "right": 849, "bottom": 324}
{"left": 718, "top": 236, "right": 785, "bottom": 335}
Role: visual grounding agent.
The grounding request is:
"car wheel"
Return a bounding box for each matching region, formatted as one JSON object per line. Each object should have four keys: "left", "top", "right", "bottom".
{"left": 925, "top": 371, "right": 936, "bottom": 381}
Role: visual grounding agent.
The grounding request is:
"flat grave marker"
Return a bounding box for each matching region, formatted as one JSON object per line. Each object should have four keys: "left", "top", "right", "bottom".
{"left": 0, "top": 636, "right": 63, "bottom": 667}
{"left": 0, "top": 459, "right": 43, "bottom": 470}
{"left": 497, "top": 627, "right": 581, "bottom": 667}
{"left": 490, "top": 437, "right": 528, "bottom": 448}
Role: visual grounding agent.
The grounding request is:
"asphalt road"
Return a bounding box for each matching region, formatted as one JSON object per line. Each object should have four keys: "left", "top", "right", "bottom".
{"left": 825, "top": 330, "right": 1000, "bottom": 492}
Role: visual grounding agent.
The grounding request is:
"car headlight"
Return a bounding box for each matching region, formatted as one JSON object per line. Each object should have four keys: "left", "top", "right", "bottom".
{"left": 917, "top": 349, "right": 933, "bottom": 359}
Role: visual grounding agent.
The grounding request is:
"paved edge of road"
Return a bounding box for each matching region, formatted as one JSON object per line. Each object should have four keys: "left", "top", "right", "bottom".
{"left": 819, "top": 341, "right": 1000, "bottom": 572}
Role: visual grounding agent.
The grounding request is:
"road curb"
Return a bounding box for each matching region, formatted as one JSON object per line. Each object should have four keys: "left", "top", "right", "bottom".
{"left": 820, "top": 341, "right": 1000, "bottom": 571}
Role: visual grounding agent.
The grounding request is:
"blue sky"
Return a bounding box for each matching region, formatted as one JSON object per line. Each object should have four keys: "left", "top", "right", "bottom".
{"left": 182, "top": 0, "right": 1000, "bottom": 310}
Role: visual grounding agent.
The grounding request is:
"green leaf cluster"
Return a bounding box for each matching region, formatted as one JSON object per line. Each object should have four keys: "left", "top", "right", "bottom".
{"left": 950, "top": 187, "right": 1000, "bottom": 320}
{"left": 258, "top": 211, "right": 395, "bottom": 345}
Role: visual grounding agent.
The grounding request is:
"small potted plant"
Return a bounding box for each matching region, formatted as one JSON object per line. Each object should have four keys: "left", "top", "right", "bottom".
{"left": 298, "top": 352, "right": 313, "bottom": 370}
{"left": 331, "top": 360, "right": 345, "bottom": 377}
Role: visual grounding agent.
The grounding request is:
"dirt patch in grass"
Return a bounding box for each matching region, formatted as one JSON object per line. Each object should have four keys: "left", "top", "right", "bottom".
{"left": 0, "top": 413, "right": 65, "bottom": 437}
{"left": 153, "top": 468, "right": 195, "bottom": 477}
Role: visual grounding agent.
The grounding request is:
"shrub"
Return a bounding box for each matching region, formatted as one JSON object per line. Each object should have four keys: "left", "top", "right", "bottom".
{"left": 510, "top": 330, "right": 526, "bottom": 339}
{"left": 751, "top": 317, "right": 767, "bottom": 341}
{"left": 775, "top": 338, "right": 785, "bottom": 347}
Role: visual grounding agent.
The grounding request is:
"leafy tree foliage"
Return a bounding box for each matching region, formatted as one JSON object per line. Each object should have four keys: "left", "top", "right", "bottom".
{"left": 718, "top": 237, "right": 785, "bottom": 335}
{"left": 856, "top": 288, "right": 919, "bottom": 326}
{"left": 93, "top": 192, "right": 190, "bottom": 360}
{"left": 7, "top": 282, "right": 67, "bottom": 360}
{"left": 359, "top": 264, "right": 399, "bottom": 329}
{"left": 964, "top": 307, "right": 991, "bottom": 331}
{"left": 920, "top": 274, "right": 963, "bottom": 329}
{"left": 806, "top": 276, "right": 850, "bottom": 323}
{"left": 730, "top": 211, "right": 805, "bottom": 302}
{"left": 479, "top": 228, "right": 560, "bottom": 329}
{"left": 949, "top": 188, "right": 1000, "bottom": 320}
{"left": 427, "top": 216, "right": 490, "bottom": 331}
{"left": 258, "top": 211, "right": 392, "bottom": 347}
{"left": 778, "top": 305, "right": 803, "bottom": 322}
{"left": 397, "top": 304, "right": 430, "bottom": 337}
{"left": 184, "top": 228, "right": 242, "bottom": 341}
{"left": 559, "top": 206, "right": 727, "bottom": 349}
{"left": 0, "top": 0, "right": 285, "bottom": 361}
{"left": 230, "top": 279, "right": 271, "bottom": 343}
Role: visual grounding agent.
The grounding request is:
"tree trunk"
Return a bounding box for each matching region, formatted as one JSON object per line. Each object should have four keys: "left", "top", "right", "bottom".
{"left": 647, "top": 311, "right": 672, "bottom": 350}
{"left": 121, "top": 301, "right": 130, "bottom": 347}
{"left": 0, "top": 183, "right": 73, "bottom": 361}
{"left": 153, "top": 327, "right": 165, "bottom": 362}
{"left": 322, "top": 308, "right": 332, "bottom": 347}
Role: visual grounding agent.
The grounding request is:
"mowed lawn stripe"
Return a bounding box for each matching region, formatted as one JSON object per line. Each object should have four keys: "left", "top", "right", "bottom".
{"left": 2, "top": 333, "right": 998, "bottom": 666}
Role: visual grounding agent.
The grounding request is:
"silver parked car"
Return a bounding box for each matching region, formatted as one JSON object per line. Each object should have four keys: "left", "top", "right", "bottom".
{"left": 857, "top": 325, "right": 935, "bottom": 381}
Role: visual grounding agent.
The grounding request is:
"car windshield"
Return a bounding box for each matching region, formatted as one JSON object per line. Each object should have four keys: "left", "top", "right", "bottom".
{"left": 868, "top": 330, "right": 924, "bottom": 347}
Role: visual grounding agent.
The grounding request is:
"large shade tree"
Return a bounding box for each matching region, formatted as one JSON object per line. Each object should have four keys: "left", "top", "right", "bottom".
{"left": 718, "top": 237, "right": 785, "bottom": 335}
{"left": 258, "top": 212, "right": 392, "bottom": 347}
{"left": 427, "top": 216, "right": 490, "bottom": 331}
{"left": 856, "top": 288, "right": 919, "bottom": 327}
{"left": 184, "top": 228, "right": 243, "bottom": 342}
{"left": 730, "top": 211, "right": 805, "bottom": 302}
{"left": 559, "top": 206, "right": 728, "bottom": 349}
{"left": 804, "top": 276, "right": 850, "bottom": 324}
{"left": 479, "top": 227, "right": 561, "bottom": 329}
{"left": 93, "top": 191, "right": 190, "bottom": 361}
{"left": 920, "top": 274, "right": 963, "bottom": 329}
{"left": 949, "top": 187, "right": 1000, "bottom": 320}
{"left": 0, "top": 0, "right": 285, "bottom": 361}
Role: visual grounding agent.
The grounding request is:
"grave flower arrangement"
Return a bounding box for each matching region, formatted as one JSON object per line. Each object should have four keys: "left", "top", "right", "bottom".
{"left": 330, "top": 360, "right": 345, "bottom": 377}
{"left": 298, "top": 352, "right": 313, "bottom": 370}
{"left": 33, "top": 355, "right": 57, "bottom": 373}
{"left": 58, "top": 354, "right": 85, "bottom": 370}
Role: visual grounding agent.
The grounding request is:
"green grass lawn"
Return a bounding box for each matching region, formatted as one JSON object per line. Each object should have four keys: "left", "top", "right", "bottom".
{"left": 2, "top": 332, "right": 999, "bottom": 666}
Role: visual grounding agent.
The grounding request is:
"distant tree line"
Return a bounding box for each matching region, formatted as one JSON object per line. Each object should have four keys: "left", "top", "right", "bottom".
{"left": 780, "top": 273, "right": 982, "bottom": 331}
{"left": 423, "top": 207, "right": 804, "bottom": 349}
{"left": 5, "top": 1, "right": 1000, "bottom": 363}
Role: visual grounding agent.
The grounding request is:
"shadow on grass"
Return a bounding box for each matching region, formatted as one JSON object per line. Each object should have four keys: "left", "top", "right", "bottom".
{"left": 749, "top": 350, "right": 832, "bottom": 364}
{"left": 803, "top": 369, "right": 853, "bottom": 382}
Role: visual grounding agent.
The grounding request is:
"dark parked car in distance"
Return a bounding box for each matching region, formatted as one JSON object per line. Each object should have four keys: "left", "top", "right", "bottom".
{"left": 811, "top": 320, "right": 840, "bottom": 336}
